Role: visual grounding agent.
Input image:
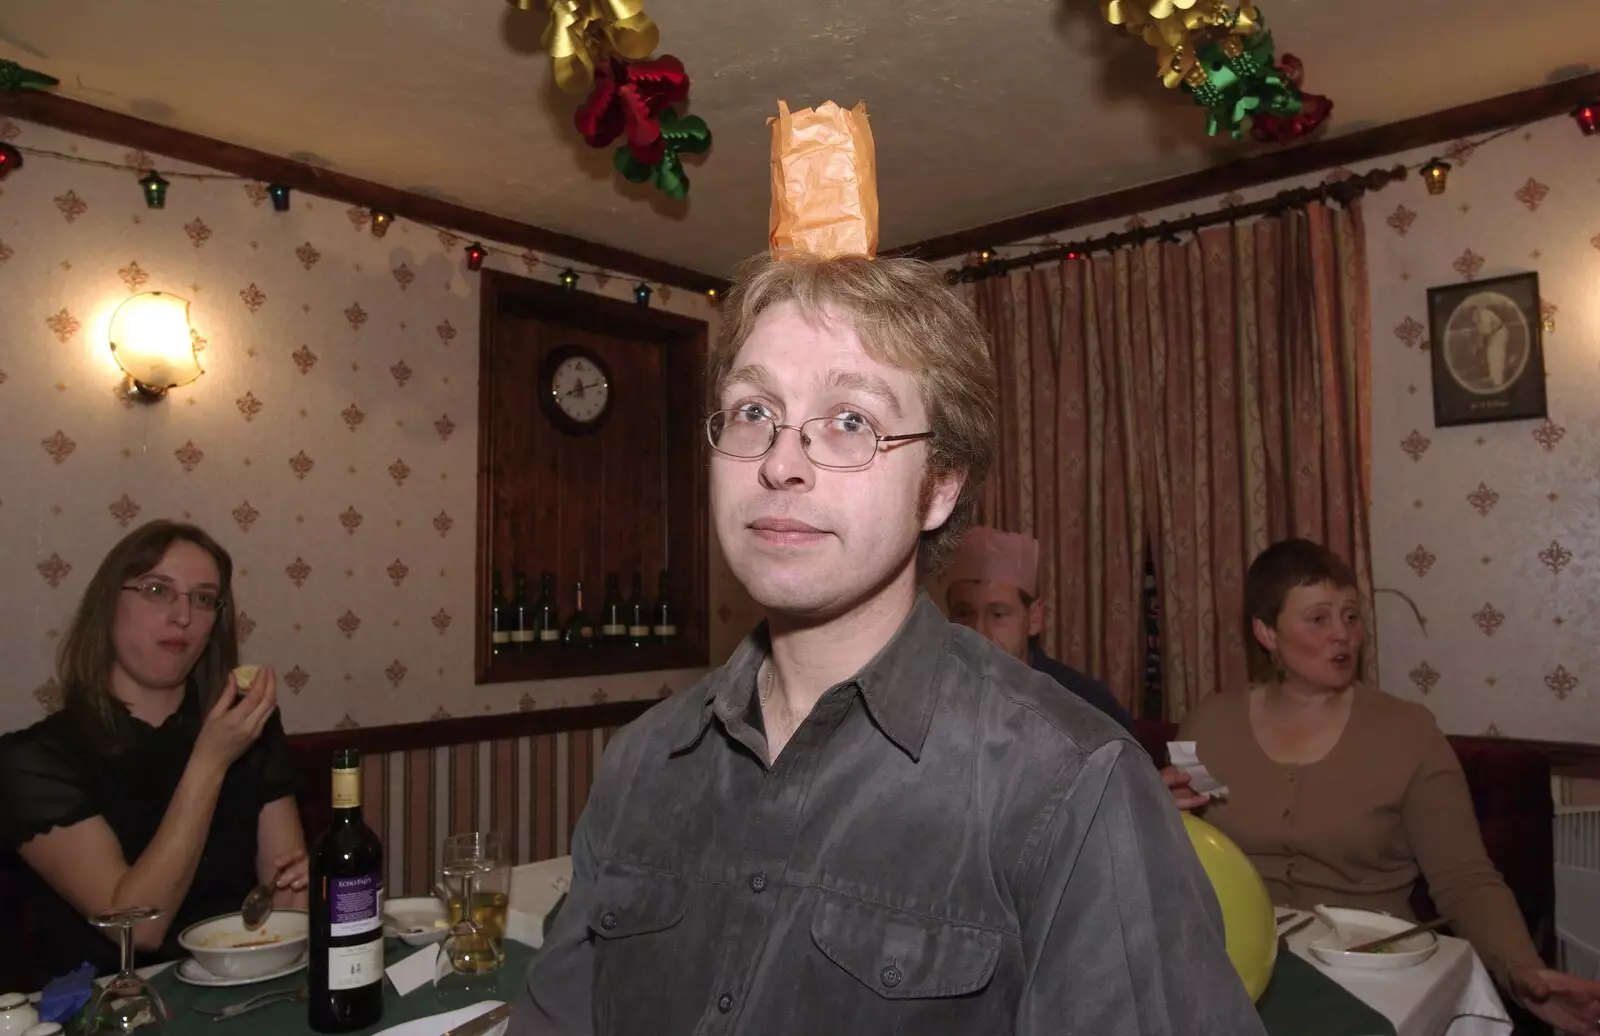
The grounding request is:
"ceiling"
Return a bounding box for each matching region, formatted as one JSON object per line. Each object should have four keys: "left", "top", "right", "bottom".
{"left": 1, "top": 0, "right": 1594, "bottom": 277}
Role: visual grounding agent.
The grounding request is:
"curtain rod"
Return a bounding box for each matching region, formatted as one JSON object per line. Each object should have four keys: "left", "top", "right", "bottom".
{"left": 947, "top": 164, "right": 1409, "bottom": 284}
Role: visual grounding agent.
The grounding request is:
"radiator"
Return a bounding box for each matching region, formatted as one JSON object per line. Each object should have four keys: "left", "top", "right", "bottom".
{"left": 1554, "top": 804, "right": 1600, "bottom": 978}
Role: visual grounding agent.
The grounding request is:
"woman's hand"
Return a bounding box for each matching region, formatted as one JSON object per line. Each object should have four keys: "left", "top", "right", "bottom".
{"left": 192, "top": 668, "right": 278, "bottom": 774}
{"left": 1511, "top": 966, "right": 1600, "bottom": 1035}
{"left": 1161, "top": 766, "right": 1210, "bottom": 811}
{"left": 273, "top": 848, "right": 309, "bottom": 892}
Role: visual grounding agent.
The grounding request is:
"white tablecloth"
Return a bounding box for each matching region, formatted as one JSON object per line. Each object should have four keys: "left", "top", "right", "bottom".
{"left": 1284, "top": 915, "right": 1512, "bottom": 1036}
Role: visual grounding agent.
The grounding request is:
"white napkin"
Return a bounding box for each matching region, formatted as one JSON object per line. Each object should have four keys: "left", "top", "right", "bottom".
{"left": 371, "top": 1000, "right": 507, "bottom": 1036}
{"left": 1167, "top": 741, "right": 1229, "bottom": 798}
{"left": 385, "top": 944, "right": 441, "bottom": 997}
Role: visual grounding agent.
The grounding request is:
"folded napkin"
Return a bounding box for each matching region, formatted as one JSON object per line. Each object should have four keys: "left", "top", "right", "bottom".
{"left": 386, "top": 943, "right": 443, "bottom": 997}
{"left": 1167, "top": 741, "right": 1230, "bottom": 798}
{"left": 372, "top": 999, "right": 507, "bottom": 1036}
{"left": 38, "top": 962, "right": 94, "bottom": 1023}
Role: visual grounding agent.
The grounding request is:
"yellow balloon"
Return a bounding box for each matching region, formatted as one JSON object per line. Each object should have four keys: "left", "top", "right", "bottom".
{"left": 1181, "top": 813, "right": 1278, "bottom": 1001}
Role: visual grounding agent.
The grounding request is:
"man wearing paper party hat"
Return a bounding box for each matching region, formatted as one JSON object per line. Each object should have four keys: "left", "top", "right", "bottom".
{"left": 946, "top": 525, "right": 1136, "bottom": 735}
{"left": 514, "top": 100, "right": 1264, "bottom": 1036}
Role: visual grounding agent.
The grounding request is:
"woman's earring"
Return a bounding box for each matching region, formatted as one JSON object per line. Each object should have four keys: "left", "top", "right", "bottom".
{"left": 1271, "top": 651, "right": 1287, "bottom": 684}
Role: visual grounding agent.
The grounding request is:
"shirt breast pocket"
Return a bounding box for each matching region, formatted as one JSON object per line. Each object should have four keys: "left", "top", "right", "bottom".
{"left": 810, "top": 894, "right": 1002, "bottom": 1002}
{"left": 587, "top": 860, "right": 693, "bottom": 1033}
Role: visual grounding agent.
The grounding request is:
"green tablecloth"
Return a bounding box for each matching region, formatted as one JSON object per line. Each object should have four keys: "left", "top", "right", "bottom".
{"left": 147, "top": 938, "right": 1392, "bottom": 1035}
{"left": 1257, "top": 952, "right": 1399, "bottom": 1036}
{"left": 149, "top": 940, "right": 535, "bottom": 1036}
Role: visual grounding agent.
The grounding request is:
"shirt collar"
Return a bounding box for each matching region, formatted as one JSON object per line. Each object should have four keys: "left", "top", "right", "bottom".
{"left": 670, "top": 592, "right": 952, "bottom": 762}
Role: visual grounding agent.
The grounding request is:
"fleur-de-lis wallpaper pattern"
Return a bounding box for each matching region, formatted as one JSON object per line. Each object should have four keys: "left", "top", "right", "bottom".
{"left": 974, "top": 112, "right": 1598, "bottom": 744}
{"left": 0, "top": 118, "right": 757, "bottom": 735}
{"left": 1364, "top": 115, "right": 1596, "bottom": 743}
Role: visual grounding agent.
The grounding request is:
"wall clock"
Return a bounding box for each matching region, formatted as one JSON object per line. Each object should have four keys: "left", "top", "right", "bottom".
{"left": 539, "top": 343, "right": 612, "bottom": 435}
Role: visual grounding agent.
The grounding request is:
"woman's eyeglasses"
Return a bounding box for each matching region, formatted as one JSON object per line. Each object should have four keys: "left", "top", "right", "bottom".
{"left": 122, "top": 579, "right": 227, "bottom": 612}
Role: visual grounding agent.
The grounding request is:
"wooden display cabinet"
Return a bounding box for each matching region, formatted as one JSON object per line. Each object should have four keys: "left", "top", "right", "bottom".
{"left": 475, "top": 269, "right": 710, "bottom": 683}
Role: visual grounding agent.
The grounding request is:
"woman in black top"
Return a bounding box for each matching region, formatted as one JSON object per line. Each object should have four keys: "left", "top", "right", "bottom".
{"left": 0, "top": 521, "right": 309, "bottom": 990}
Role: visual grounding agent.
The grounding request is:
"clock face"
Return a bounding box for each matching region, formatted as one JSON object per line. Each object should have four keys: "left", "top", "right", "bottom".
{"left": 549, "top": 353, "right": 610, "bottom": 425}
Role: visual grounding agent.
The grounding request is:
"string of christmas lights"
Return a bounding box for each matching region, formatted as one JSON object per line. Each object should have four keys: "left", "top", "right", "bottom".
{"left": 967, "top": 110, "right": 1593, "bottom": 269}
{"left": 0, "top": 142, "right": 719, "bottom": 305}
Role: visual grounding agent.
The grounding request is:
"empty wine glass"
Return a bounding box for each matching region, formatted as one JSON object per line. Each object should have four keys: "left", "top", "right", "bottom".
{"left": 86, "top": 906, "right": 169, "bottom": 1033}
{"left": 435, "top": 833, "right": 506, "bottom": 1008}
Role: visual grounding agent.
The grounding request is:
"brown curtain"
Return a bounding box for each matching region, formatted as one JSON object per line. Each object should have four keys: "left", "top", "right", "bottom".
{"left": 967, "top": 202, "right": 1375, "bottom": 721}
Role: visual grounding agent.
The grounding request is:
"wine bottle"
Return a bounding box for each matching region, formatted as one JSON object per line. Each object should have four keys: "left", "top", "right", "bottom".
{"left": 563, "top": 581, "right": 596, "bottom": 648}
{"left": 651, "top": 570, "right": 676, "bottom": 645}
{"left": 490, "top": 573, "right": 510, "bottom": 656}
{"left": 510, "top": 573, "right": 533, "bottom": 653}
{"left": 536, "top": 572, "right": 561, "bottom": 645}
{"left": 308, "top": 749, "right": 385, "bottom": 1033}
{"left": 626, "top": 573, "right": 650, "bottom": 648}
{"left": 600, "top": 573, "right": 626, "bottom": 642}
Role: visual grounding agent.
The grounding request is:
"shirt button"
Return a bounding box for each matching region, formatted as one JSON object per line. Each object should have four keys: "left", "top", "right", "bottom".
{"left": 716, "top": 993, "right": 733, "bottom": 1013}
{"left": 600, "top": 911, "right": 618, "bottom": 931}
{"left": 880, "top": 965, "right": 903, "bottom": 988}
{"left": 749, "top": 872, "right": 768, "bottom": 893}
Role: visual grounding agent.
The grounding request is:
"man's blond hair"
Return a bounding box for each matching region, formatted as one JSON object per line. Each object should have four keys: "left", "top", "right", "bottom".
{"left": 708, "top": 254, "right": 997, "bottom": 574}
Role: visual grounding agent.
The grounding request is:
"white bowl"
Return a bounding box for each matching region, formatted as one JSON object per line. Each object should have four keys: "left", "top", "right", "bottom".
{"left": 383, "top": 897, "right": 451, "bottom": 947}
{"left": 1308, "top": 906, "right": 1438, "bottom": 971}
{"left": 177, "top": 910, "right": 309, "bottom": 980}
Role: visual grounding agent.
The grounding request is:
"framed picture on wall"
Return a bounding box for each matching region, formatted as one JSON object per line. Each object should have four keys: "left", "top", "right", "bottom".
{"left": 1427, "top": 271, "right": 1547, "bottom": 427}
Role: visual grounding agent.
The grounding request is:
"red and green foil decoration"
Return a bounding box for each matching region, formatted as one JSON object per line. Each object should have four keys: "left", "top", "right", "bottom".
{"left": 520, "top": 0, "right": 710, "bottom": 200}
{"left": 576, "top": 55, "right": 710, "bottom": 201}
{"left": 0, "top": 59, "right": 58, "bottom": 92}
{"left": 1101, "top": 0, "right": 1331, "bottom": 143}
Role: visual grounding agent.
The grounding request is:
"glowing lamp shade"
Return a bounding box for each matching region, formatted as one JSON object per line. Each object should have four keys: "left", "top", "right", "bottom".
{"left": 109, "top": 292, "right": 203, "bottom": 400}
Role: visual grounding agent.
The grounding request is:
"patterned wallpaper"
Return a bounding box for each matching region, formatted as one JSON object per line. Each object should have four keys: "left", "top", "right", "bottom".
{"left": 975, "top": 112, "right": 1600, "bottom": 744}
{"left": 0, "top": 117, "right": 759, "bottom": 736}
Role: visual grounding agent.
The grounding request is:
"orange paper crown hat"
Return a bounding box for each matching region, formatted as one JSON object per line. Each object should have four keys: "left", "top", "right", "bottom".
{"left": 946, "top": 527, "right": 1042, "bottom": 598}
{"left": 768, "top": 100, "right": 879, "bottom": 259}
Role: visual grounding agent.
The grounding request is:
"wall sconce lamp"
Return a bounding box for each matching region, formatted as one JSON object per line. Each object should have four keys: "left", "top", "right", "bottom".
{"left": 108, "top": 291, "right": 203, "bottom": 402}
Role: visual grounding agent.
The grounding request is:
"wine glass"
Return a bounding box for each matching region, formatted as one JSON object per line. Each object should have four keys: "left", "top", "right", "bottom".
{"left": 435, "top": 833, "right": 506, "bottom": 1008}
{"left": 85, "top": 906, "right": 169, "bottom": 1033}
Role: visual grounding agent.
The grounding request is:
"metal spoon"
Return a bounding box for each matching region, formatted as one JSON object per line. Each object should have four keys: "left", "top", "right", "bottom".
{"left": 240, "top": 883, "right": 275, "bottom": 930}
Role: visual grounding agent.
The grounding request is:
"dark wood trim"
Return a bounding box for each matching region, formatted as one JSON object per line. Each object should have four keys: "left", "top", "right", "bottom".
{"left": 285, "top": 699, "right": 656, "bottom": 758}
{"left": 1451, "top": 735, "right": 1600, "bottom": 782}
{"left": 894, "top": 72, "right": 1600, "bottom": 262}
{"left": 0, "top": 90, "right": 729, "bottom": 295}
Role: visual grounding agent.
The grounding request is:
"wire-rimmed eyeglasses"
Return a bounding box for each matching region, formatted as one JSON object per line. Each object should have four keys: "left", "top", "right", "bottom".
{"left": 705, "top": 408, "right": 934, "bottom": 471}
{"left": 121, "top": 579, "right": 227, "bottom": 612}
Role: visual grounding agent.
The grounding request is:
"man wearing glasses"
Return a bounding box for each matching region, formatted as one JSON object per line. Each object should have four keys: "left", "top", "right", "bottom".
{"left": 513, "top": 253, "right": 1263, "bottom": 1034}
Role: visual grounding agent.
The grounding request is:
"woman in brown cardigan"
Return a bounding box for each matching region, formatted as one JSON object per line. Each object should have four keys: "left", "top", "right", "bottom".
{"left": 1170, "top": 538, "right": 1600, "bottom": 1036}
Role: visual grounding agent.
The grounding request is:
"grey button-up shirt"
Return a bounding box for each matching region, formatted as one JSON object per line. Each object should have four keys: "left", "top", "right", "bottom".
{"left": 513, "top": 594, "right": 1266, "bottom": 1036}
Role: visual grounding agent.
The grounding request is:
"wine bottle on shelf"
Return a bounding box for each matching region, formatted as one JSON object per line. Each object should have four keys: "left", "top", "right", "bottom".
{"left": 563, "top": 581, "right": 596, "bottom": 648}
{"left": 308, "top": 749, "right": 385, "bottom": 1033}
{"left": 652, "top": 570, "right": 677, "bottom": 645}
{"left": 490, "top": 573, "right": 510, "bottom": 656}
{"left": 510, "top": 573, "right": 533, "bottom": 653}
{"left": 625, "top": 573, "right": 650, "bottom": 648}
{"left": 535, "top": 572, "right": 561, "bottom": 646}
{"left": 600, "top": 573, "right": 626, "bottom": 643}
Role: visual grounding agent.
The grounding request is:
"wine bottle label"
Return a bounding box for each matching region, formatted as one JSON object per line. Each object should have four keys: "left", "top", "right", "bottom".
{"left": 628, "top": 625, "right": 650, "bottom": 637}
{"left": 332, "top": 769, "right": 361, "bottom": 810}
{"left": 329, "top": 873, "right": 382, "bottom": 936}
{"left": 580, "top": 626, "right": 594, "bottom": 639}
{"left": 492, "top": 631, "right": 511, "bottom": 644}
{"left": 327, "top": 940, "right": 383, "bottom": 991}
{"left": 539, "top": 629, "right": 560, "bottom": 641}
{"left": 601, "top": 624, "right": 626, "bottom": 636}
{"left": 652, "top": 625, "right": 677, "bottom": 636}
{"left": 511, "top": 630, "right": 534, "bottom": 644}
